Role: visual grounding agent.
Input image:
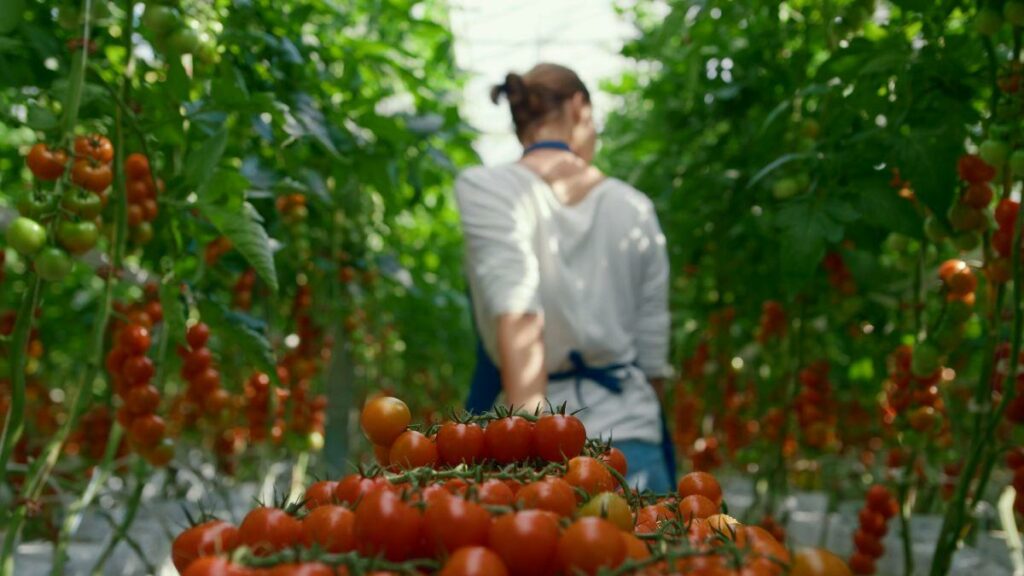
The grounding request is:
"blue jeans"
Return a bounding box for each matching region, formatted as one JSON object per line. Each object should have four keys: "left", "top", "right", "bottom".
{"left": 614, "top": 440, "right": 673, "bottom": 493}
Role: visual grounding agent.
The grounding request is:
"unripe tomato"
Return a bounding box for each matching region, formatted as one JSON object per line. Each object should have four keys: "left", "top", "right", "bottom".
{"left": 6, "top": 217, "right": 47, "bottom": 256}
{"left": 56, "top": 220, "right": 99, "bottom": 255}
{"left": 980, "top": 138, "right": 1011, "bottom": 166}
{"left": 577, "top": 492, "right": 632, "bottom": 530}
{"left": 34, "top": 247, "right": 73, "bottom": 281}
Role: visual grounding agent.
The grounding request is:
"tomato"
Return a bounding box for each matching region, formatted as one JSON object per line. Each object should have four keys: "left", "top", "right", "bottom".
{"left": 188, "top": 322, "right": 211, "bottom": 350}
{"left": 62, "top": 189, "right": 103, "bottom": 219}
{"left": 26, "top": 143, "right": 68, "bottom": 181}
{"left": 424, "top": 495, "right": 491, "bottom": 553}
{"left": 373, "top": 443, "right": 391, "bottom": 466}
{"left": 183, "top": 347, "right": 214, "bottom": 379}
{"left": 6, "top": 217, "right": 47, "bottom": 256}
{"left": 388, "top": 430, "right": 438, "bottom": 469}
{"left": 304, "top": 480, "right": 338, "bottom": 509}
{"left": 181, "top": 557, "right": 246, "bottom": 576}
{"left": 128, "top": 204, "right": 144, "bottom": 226}
{"left": 563, "top": 456, "right": 616, "bottom": 500}
{"left": 169, "top": 28, "right": 201, "bottom": 54}
{"left": 268, "top": 563, "right": 336, "bottom": 576}
{"left": 853, "top": 529, "right": 883, "bottom": 557}
{"left": 962, "top": 182, "right": 993, "bottom": 208}
{"left": 488, "top": 510, "right": 561, "bottom": 576}
{"left": 56, "top": 220, "right": 99, "bottom": 255}
{"left": 576, "top": 491, "right": 632, "bottom": 530}
{"left": 705, "top": 514, "right": 741, "bottom": 540}
{"left": 740, "top": 525, "right": 790, "bottom": 567}
{"left": 125, "top": 384, "right": 161, "bottom": 415}
{"left": 34, "top": 247, "right": 73, "bottom": 281}
{"left": 142, "top": 440, "right": 174, "bottom": 467}
{"left": 122, "top": 355, "right": 155, "bottom": 385}
{"left": 790, "top": 548, "right": 852, "bottom": 576}
{"left": 533, "top": 414, "right": 586, "bottom": 462}
{"left": 436, "top": 422, "right": 485, "bottom": 466}
{"left": 440, "top": 547, "right": 509, "bottom": 576}
{"left": 621, "top": 532, "right": 650, "bottom": 560}
{"left": 484, "top": 415, "right": 534, "bottom": 464}
{"left": 557, "top": 517, "right": 626, "bottom": 576}
{"left": 238, "top": 507, "right": 303, "bottom": 556}
{"left": 71, "top": 158, "right": 113, "bottom": 193}
{"left": 360, "top": 396, "right": 411, "bottom": 446}
{"left": 353, "top": 488, "right": 422, "bottom": 561}
{"left": 678, "top": 471, "right": 723, "bottom": 506}
{"left": 120, "top": 325, "right": 152, "bottom": 354}
{"left": 857, "top": 509, "right": 887, "bottom": 537}
{"left": 476, "top": 478, "right": 515, "bottom": 506}
{"left": 865, "top": 485, "right": 892, "bottom": 513}
{"left": 677, "top": 494, "right": 719, "bottom": 521}
{"left": 131, "top": 221, "right": 154, "bottom": 245}
{"left": 142, "top": 198, "right": 159, "bottom": 221}
{"left": 171, "top": 519, "right": 239, "bottom": 572}
{"left": 129, "top": 414, "right": 166, "bottom": 448}
{"left": 15, "top": 191, "right": 57, "bottom": 221}
{"left": 301, "top": 504, "right": 355, "bottom": 553}
{"left": 125, "top": 152, "right": 152, "bottom": 180}
{"left": 848, "top": 552, "right": 876, "bottom": 575}
{"left": 635, "top": 503, "right": 673, "bottom": 534}
{"left": 599, "top": 447, "right": 628, "bottom": 477}
{"left": 516, "top": 478, "right": 577, "bottom": 517}
{"left": 74, "top": 134, "right": 114, "bottom": 164}
{"left": 334, "top": 474, "right": 389, "bottom": 505}
{"left": 191, "top": 369, "right": 222, "bottom": 396}
{"left": 997, "top": 199, "right": 1020, "bottom": 229}
{"left": 958, "top": 154, "right": 996, "bottom": 183}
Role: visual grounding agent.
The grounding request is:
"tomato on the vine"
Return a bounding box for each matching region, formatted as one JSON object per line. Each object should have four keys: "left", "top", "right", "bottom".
{"left": 388, "top": 430, "right": 438, "bottom": 469}
{"left": 181, "top": 556, "right": 246, "bottom": 576}
{"left": 533, "top": 413, "right": 586, "bottom": 462}
{"left": 678, "top": 471, "right": 723, "bottom": 506}
{"left": 563, "top": 456, "right": 616, "bottom": 500}
{"left": 129, "top": 414, "right": 166, "bottom": 447}
{"left": 423, "top": 495, "right": 491, "bottom": 554}
{"left": 476, "top": 478, "right": 515, "bottom": 506}
{"left": 515, "top": 478, "right": 577, "bottom": 517}
{"left": 488, "top": 510, "right": 560, "bottom": 576}
{"left": 360, "top": 396, "right": 411, "bottom": 446}
{"left": 171, "top": 519, "right": 239, "bottom": 573}
{"left": 73, "top": 134, "right": 114, "bottom": 164}
{"left": 599, "top": 446, "right": 628, "bottom": 477}
{"left": 34, "top": 247, "right": 73, "bottom": 281}
{"left": 557, "top": 517, "right": 626, "bottom": 576}
{"left": 237, "top": 507, "right": 303, "bottom": 556}
{"left": 436, "top": 421, "right": 485, "bottom": 466}
{"left": 61, "top": 189, "right": 103, "bottom": 219}
{"left": 440, "top": 547, "right": 510, "bottom": 576}
{"left": 353, "top": 488, "right": 423, "bottom": 561}
{"left": 577, "top": 491, "right": 632, "bottom": 530}
{"left": 301, "top": 504, "right": 355, "bottom": 553}
{"left": 125, "top": 384, "right": 161, "bottom": 415}
{"left": 56, "top": 220, "right": 99, "bottom": 255}
{"left": 26, "top": 143, "right": 68, "bottom": 181}
{"left": 70, "top": 158, "right": 113, "bottom": 193}
{"left": 303, "top": 480, "right": 337, "bottom": 510}
{"left": 483, "top": 415, "right": 533, "bottom": 464}
{"left": 6, "top": 217, "right": 47, "bottom": 256}
{"left": 334, "top": 474, "right": 390, "bottom": 505}
{"left": 119, "top": 325, "right": 152, "bottom": 354}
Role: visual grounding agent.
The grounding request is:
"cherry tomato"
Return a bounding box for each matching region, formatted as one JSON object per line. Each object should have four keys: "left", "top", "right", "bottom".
{"left": 576, "top": 491, "right": 632, "bottom": 530}
{"left": 360, "top": 396, "right": 411, "bottom": 446}
{"left": 621, "top": 532, "right": 650, "bottom": 561}
{"left": 26, "top": 143, "right": 68, "bottom": 181}
{"left": 171, "top": 519, "right": 239, "bottom": 573}
{"left": 304, "top": 480, "right": 338, "bottom": 510}
{"left": 129, "top": 414, "right": 166, "bottom": 448}
{"left": 190, "top": 368, "right": 222, "bottom": 396}
{"left": 238, "top": 507, "right": 303, "bottom": 556}
{"left": 635, "top": 503, "right": 673, "bottom": 534}
{"left": 301, "top": 505, "right": 355, "bottom": 553}
{"left": 516, "top": 478, "right": 577, "bottom": 517}
{"left": 71, "top": 158, "right": 113, "bottom": 193}
{"left": 678, "top": 471, "right": 723, "bottom": 506}
{"left": 125, "top": 153, "right": 151, "bottom": 180}
{"left": 388, "top": 430, "right": 438, "bottom": 470}
{"left": 119, "top": 325, "right": 152, "bottom": 354}
{"left": 790, "top": 547, "right": 853, "bottom": 576}
{"left": 122, "top": 355, "right": 155, "bottom": 385}
{"left": 125, "top": 384, "right": 161, "bottom": 416}
{"left": 440, "top": 547, "right": 509, "bottom": 576}
{"left": 436, "top": 422, "right": 485, "bottom": 466}
{"left": 677, "top": 494, "right": 719, "bottom": 521}
{"left": 484, "top": 416, "right": 533, "bottom": 464}
{"left": 353, "top": 488, "right": 422, "bottom": 561}
{"left": 74, "top": 134, "right": 114, "bottom": 164}
{"left": 557, "top": 517, "right": 626, "bottom": 576}
{"left": 563, "top": 456, "right": 616, "bottom": 500}
{"left": 34, "top": 247, "right": 73, "bottom": 281}
{"left": 853, "top": 529, "right": 883, "bottom": 557}
{"left": 182, "top": 347, "right": 214, "bottom": 379}
{"left": 56, "top": 220, "right": 99, "bottom": 255}
{"left": 6, "top": 217, "right": 47, "bottom": 256}
{"left": 858, "top": 509, "right": 887, "bottom": 538}
{"left": 599, "top": 447, "right": 628, "bottom": 477}
{"left": 188, "top": 323, "right": 211, "bottom": 350}
{"left": 533, "top": 414, "right": 586, "bottom": 462}
{"left": 476, "top": 478, "right": 515, "bottom": 506}
{"left": 740, "top": 525, "right": 790, "bottom": 568}
{"left": 181, "top": 556, "right": 246, "bottom": 576}
{"left": 865, "top": 485, "right": 893, "bottom": 514}
{"left": 488, "top": 510, "right": 560, "bottom": 576}
{"left": 62, "top": 189, "right": 103, "bottom": 219}
{"left": 848, "top": 552, "right": 876, "bottom": 575}
{"left": 334, "top": 474, "right": 390, "bottom": 505}
{"left": 424, "top": 495, "right": 491, "bottom": 554}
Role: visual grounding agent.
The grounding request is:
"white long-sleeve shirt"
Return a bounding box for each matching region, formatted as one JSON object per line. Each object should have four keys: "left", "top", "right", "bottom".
{"left": 455, "top": 163, "right": 670, "bottom": 443}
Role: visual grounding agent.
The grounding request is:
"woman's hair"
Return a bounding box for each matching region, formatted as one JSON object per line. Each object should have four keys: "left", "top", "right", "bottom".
{"left": 490, "top": 63, "right": 591, "bottom": 140}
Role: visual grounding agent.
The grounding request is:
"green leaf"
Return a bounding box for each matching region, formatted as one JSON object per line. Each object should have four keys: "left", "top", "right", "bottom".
{"left": 185, "top": 127, "right": 228, "bottom": 197}
{"left": 775, "top": 197, "right": 857, "bottom": 284}
{"left": 0, "top": 0, "right": 24, "bottom": 35}
{"left": 198, "top": 299, "right": 281, "bottom": 388}
{"left": 854, "top": 179, "right": 922, "bottom": 237}
{"left": 159, "top": 279, "right": 187, "bottom": 346}
{"left": 199, "top": 201, "right": 279, "bottom": 293}
{"left": 25, "top": 106, "right": 56, "bottom": 131}
{"left": 746, "top": 152, "right": 814, "bottom": 190}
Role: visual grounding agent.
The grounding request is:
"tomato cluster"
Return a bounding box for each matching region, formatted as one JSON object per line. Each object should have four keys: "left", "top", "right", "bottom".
{"left": 280, "top": 285, "right": 328, "bottom": 442}
{"left": 124, "top": 153, "right": 161, "bottom": 246}
{"left": 106, "top": 323, "right": 172, "bottom": 466}
{"left": 822, "top": 251, "right": 856, "bottom": 296}
{"left": 756, "top": 300, "right": 786, "bottom": 344}
{"left": 881, "top": 345, "right": 950, "bottom": 441}
{"left": 176, "top": 323, "right": 230, "bottom": 423}
{"left": 946, "top": 154, "right": 996, "bottom": 252}
{"left": 848, "top": 485, "right": 897, "bottom": 575}
{"left": 205, "top": 236, "right": 233, "bottom": 266}
{"left": 173, "top": 395, "right": 795, "bottom": 576}
{"left": 244, "top": 371, "right": 287, "bottom": 445}
{"left": 794, "top": 361, "right": 835, "bottom": 450}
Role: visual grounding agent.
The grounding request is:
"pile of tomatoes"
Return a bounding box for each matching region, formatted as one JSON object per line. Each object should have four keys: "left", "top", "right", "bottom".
{"left": 124, "top": 152, "right": 161, "bottom": 245}
{"left": 171, "top": 395, "right": 853, "bottom": 576}
{"left": 176, "top": 322, "right": 231, "bottom": 424}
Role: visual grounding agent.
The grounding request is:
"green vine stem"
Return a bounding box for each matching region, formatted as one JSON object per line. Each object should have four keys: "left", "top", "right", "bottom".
{"left": 0, "top": 276, "right": 41, "bottom": 489}
{"left": 87, "top": 459, "right": 147, "bottom": 575}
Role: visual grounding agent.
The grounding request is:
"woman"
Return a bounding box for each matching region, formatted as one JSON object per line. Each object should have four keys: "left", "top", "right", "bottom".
{"left": 455, "top": 64, "right": 674, "bottom": 492}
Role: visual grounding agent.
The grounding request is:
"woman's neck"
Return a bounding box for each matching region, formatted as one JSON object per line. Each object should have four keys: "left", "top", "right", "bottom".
{"left": 525, "top": 124, "right": 572, "bottom": 146}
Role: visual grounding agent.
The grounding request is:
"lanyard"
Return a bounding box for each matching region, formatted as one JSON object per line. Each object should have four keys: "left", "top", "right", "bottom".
{"left": 522, "top": 140, "right": 573, "bottom": 156}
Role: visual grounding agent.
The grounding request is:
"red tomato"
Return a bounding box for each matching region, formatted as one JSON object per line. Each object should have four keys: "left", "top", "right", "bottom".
{"left": 599, "top": 447, "right": 628, "bottom": 477}
{"left": 353, "top": 488, "right": 422, "bottom": 561}
{"left": 635, "top": 503, "right": 674, "bottom": 534}
{"left": 268, "top": 563, "right": 337, "bottom": 576}
{"left": 484, "top": 416, "right": 534, "bottom": 464}
{"left": 129, "top": 414, "right": 166, "bottom": 448}
{"left": 360, "top": 396, "right": 411, "bottom": 446}
{"left": 125, "top": 153, "right": 151, "bottom": 180}
{"left": 853, "top": 529, "right": 883, "bottom": 558}
{"left": 515, "top": 478, "right": 577, "bottom": 517}
{"left": 477, "top": 479, "right": 515, "bottom": 506}
{"left": 171, "top": 520, "right": 239, "bottom": 573}
{"left": 621, "top": 532, "right": 650, "bottom": 560}
{"left": 997, "top": 199, "right": 1021, "bottom": 229}
{"left": 557, "top": 517, "right": 627, "bottom": 575}
{"left": 26, "top": 143, "right": 68, "bottom": 181}
{"left": 121, "top": 355, "right": 155, "bottom": 385}
{"left": 187, "top": 323, "right": 211, "bottom": 350}
{"left": 858, "top": 509, "right": 888, "bottom": 538}
{"left": 388, "top": 430, "right": 438, "bottom": 469}
{"left": 848, "top": 552, "right": 876, "bottom": 575}
{"left": 182, "top": 347, "right": 213, "bottom": 379}
{"left": 436, "top": 422, "right": 485, "bottom": 466}
{"left": 424, "top": 495, "right": 492, "bottom": 553}
{"left": 563, "top": 456, "right": 616, "bottom": 500}
{"left": 119, "top": 325, "right": 151, "bottom": 354}
{"left": 181, "top": 557, "right": 247, "bottom": 576}
{"left": 302, "top": 505, "right": 355, "bottom": 553}
{"left": 488, "top": 510, "right": 561, "bottom": 576}
{"left": 440, "top": 547, "right": 509, "bottom": 576}
{"left": 125, "top": 384, "right": 161, "bottom": 416}
{"left": 533, "top": 414, "right": 586, "bottom": 462}
{"left": 677, "top": 471, "right": 723, "bottom": 506}
{"left": 304, "top": 481, "right": 338, "bottom": 510}
{"left": 334, "top": 474, "right": 389, "bottom": 506}
{"left": 237, "top": 507, "right": 302, "bottom": 556}
{"left": 677, "top": 494, "right": 719, "bottom": 521}
{"left": 74, "top": 134, "right": 114, "bottom": 164}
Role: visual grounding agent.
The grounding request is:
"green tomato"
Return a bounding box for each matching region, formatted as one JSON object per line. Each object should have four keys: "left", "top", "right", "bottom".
{"left": 976, "top": 8, "right": 1004, "bottom": 36}
{"left": 34, "top": 247, "right": 72, "bottom": 281}
{"left": 980, "top": 139, "right": 1010, "bottom": 167}
{"left": 168, "top": 28, "right": 200, "bottom": 54}
{"left": 911, "top": 342, "right": 941, "bottom": 377}
{"left": 772, "top": 178, "right": 800, "bottom": 200}
{"left": 131, "top": 221, "right": 154, "bottom": 245}
{"left": 15, "top": 193, "right": 57, "bottom": 221}
{"left": 885, "top": 233, "right": 910, "bottom": 253}
{"left": 6, "top": 217, "right": 47, "bottom": 256}
{"left": 954, "top": 232, "right": 981, "bottom": 252}
{"left": 577, "top": 492, "right": 633, "bottom": 531}
{"left": 924, "top": 215, "right": 949, "bottom": 243}
{"left": 57, "top": 220, "right": 99, "bottom": 255}
{"left": 933, "top": 321, "right": 965, "bottom": 354}
{"left": 141, "top": 5, "right": 179, "bottom": 37}
{"left": 1007, "top": 1, "right": 1024, "bottom": 26}
{"left": 948, "top": 299, "right": 974, "bottom": 324}
{"left": 62, "top": 190, "right": 103, "bottom": 220}
{"left": 1011, "top": 149, "right": 1024, "bottom": 177}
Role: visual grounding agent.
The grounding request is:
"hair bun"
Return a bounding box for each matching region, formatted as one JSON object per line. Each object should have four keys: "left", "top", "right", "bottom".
{"left": 490, "top": 73, "right": 527, "bottom": 106}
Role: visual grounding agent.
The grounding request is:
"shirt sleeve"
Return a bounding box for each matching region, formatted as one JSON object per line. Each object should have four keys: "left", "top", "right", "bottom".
{"left": 635, "top": 199, "right": 672, "bottom": 379}
{"left": 455, "top": 168, "right": 541, "bottom": 317}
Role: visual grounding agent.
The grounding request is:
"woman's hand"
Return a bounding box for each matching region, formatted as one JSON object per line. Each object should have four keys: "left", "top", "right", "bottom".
{"left": 497, "top": 312, "right": 547, "bottom": 412}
